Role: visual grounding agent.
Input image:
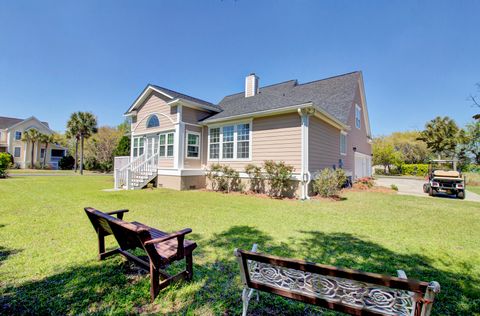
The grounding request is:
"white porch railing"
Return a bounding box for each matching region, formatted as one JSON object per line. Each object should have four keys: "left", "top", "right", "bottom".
{"left": 114, "top": 153, "right": 159, "bottom": 190}
{"left": 114, "top": 154, "right": 145, "bottom": 190}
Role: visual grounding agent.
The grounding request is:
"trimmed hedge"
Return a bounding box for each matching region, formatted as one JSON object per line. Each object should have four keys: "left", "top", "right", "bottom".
{"left": 401, "top": 164, "right": 428, "bottom": 177}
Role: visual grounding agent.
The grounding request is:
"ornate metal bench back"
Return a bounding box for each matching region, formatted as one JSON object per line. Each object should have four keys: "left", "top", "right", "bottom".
{"left": 235, "top": 249, "right": 440, "bottom": 316}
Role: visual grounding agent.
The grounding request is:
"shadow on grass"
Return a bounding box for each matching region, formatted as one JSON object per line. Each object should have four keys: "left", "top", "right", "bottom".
{"left": 1, "top": 226, "right": 479, "bottom": 315}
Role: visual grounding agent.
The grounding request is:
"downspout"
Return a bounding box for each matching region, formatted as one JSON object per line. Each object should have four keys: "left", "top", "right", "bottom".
{"left": 298, "top": 107, "right": 315, "bottom": 200}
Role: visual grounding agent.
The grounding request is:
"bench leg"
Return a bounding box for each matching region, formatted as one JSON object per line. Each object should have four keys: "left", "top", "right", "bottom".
{"left": 186, "top": 253, "right": 193, "bottom": 281}
{"left": 242, "top": 287, "right": 255, "bottom": 316}
{"left": 97, "top": 231, "right": 105, "bottom": 260}
{"left": 150, "top": 265, "right": 160, "bottom": 302}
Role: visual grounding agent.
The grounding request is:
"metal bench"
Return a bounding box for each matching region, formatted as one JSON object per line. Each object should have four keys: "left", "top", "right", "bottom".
{"left": 235, "top": 245, "right": 440, "bottom": 316}
{"left": 84, "top": 207, "right": 197, "bottom": 301}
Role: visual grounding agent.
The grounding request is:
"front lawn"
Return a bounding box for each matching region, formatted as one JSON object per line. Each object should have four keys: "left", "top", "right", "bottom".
{"left": 0, "top": 176, "right": 479, "bottom": 315}
{"left": 468, "top": 186, "right": 480, "bottom": 195}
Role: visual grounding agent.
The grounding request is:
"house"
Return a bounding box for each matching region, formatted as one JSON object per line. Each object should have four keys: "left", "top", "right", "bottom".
{"left": 118, "top": 71, "right": 372, "bottom": 199}
{"left": 0, "top": 116, "right": 67, "bottom": 169}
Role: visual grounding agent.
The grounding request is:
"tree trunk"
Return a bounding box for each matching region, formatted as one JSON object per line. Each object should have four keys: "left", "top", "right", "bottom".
{"left": 30, "top": 141, "right": 35, "bottom": 169}
{"left": 42, "top": 143, "right": 48, "bottom": 168}
{"left": 74, "top": 138, "right": 78, "bottom": 172}
{"left": 80, "top": 136, "right": 84, "bottom": 175}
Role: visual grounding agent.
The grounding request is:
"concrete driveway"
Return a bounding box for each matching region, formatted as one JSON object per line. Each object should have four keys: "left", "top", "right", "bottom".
{"left": 375, "top": 177, "right": 480, "bottom": 202}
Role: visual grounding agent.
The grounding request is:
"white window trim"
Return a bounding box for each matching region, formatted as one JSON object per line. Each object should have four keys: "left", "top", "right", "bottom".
{"left": 15, "top": 131, "right": 22, "bottom": 140}
{"left": 146, "top": 114, "right": 160, "bottom": 129}
{"left": 185, "top": 131, "right": 201, "bottom": 160}
{"left": 159, "top": 132, "right": 175, "bottom": 159}
{"left": 355, "top": 104, "right": 361, "bottom": 129}
{"left": 207, "top": 119, "right": 252, "bottom": 162}
{"left": 340, "top": 131, "right": 347, "bottom": 156}
{"left": 14, "top": 146, "right": 21, "bottom": 157}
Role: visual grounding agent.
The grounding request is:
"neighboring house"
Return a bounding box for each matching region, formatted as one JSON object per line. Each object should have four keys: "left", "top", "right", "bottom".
{"left": 118, "top": 71, "right": 372, "bottom": 199}
{"left": 0, "top": 116, "right": 67, "bottom": 169}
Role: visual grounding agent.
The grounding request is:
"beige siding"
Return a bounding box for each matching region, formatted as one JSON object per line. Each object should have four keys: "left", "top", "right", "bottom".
{"left": 183, "top": 125, "right": 203, "bottom": 169}
{"left": 132, "top": 92, "right": 177, "bottom": 135}
{"left": 207, "top": 113, "right": 302, "bottom": 172}
{"left": 308, "top": 116, "right": 341, "bottom": 172}
{"left": 344, "top": 85, "right": 372, "bottom": 172}
{"left": 182, "top": 107, "right": 213, "bottom": 124}
{"left": 158, "top": 158, "right": 174, "bottom": 168}
{"left": 157, "top": 175, "right": 181, "bottom": 190}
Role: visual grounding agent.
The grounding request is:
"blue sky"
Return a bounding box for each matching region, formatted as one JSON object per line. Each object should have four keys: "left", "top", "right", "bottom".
{"left": 0, "top": 1, "right": 478, "bottom": 135}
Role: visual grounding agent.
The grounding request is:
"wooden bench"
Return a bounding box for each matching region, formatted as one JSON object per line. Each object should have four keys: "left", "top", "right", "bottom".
{"left": 235, "top": 245, "right": 440, "bottom": 316}
{"left": 84, "top": 207, "right": 197, "bottom": 301}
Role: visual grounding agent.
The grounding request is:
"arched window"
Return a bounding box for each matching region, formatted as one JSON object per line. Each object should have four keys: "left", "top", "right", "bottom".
{"left": 146, "top": 115, "right": 160, "bottom": 128}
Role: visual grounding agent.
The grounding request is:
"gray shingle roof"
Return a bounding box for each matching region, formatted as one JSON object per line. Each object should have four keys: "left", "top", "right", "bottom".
{"left": 150, "top": 85, "right": 218, "bottom": 109}
{"left": 0, "top": 116, "right": 49, "bottom": 129}
{"left": 204, "top": 72, "right": 360, "bottom": 124}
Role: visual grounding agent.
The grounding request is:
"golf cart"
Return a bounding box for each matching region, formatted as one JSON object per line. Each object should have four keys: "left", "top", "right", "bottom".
{"left": 423, "top": 160, "right": 466, "bottom": 199}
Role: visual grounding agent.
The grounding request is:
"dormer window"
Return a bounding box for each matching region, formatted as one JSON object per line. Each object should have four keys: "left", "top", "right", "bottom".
{"left": 146, "top": 115, "right": 160, "bottom": 128}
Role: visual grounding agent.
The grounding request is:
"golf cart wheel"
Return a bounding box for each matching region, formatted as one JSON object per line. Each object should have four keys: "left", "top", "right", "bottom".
{"left": 429, "top": 187, "right": 435, "bottom": 196}
{"left": 423, "top": 184, "right": 429, "bottom": 193}
{"left": 457, "top": 191, "right": 465, "bottom": 200}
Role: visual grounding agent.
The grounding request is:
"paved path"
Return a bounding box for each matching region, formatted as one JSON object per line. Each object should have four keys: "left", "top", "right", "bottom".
{"left": 375, "top": 177, "right": 480, "bottom": 202}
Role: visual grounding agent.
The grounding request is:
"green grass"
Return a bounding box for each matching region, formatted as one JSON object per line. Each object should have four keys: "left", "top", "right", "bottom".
{"left": 468, "top": 186, "right": 480, "bottom": 195}
{"left": 0, "top": 176, "right": 479, "bottom": 315}
{"left": 8, "top": 169, "right": 99, "bottom": 175}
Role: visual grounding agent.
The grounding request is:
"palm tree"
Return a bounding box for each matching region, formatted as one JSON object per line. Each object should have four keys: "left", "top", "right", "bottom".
{"left": 38, "top": 133, "right": 57, "bottom": 168}
{"left": 22, "top": 129, "right": 41, "bottom": 168}
{"left": 67, "top": 112, "right": 97, "bottom": 175}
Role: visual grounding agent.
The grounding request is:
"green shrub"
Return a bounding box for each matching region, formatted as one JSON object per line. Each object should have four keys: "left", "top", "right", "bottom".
{"left": 0, "top": 152, "right": 12, "bottom": 178}
{"left": 263, "top": 160, "right": 294, "bottom": 197}
{"left": 401, "top": 164, "right": 428, "bottom": 177}
{"left": 206, "top": 164, "right": 240, "bottom": 192}
{"left": 59, "top": 155, "right": 75, "bottom": 170}
{"left": 313, "top": 168, "right": 346, "bottom": 197}
{"left": 245, "top": 164, "right": 264, "bottom": 193}
{"left": 391, "top": 184, "right": 399, "bottom": 191}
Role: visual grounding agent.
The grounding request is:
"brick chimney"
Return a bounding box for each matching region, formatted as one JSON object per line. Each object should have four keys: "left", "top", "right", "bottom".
{"left": 245, "top": 73, "right": 259, "bottom": 97}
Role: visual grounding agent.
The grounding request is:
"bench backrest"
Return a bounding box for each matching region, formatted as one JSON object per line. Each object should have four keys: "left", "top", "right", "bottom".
{"left": 84, "top": 207, "right": 152, "bottom": 251}
{"left": 235, "top": 248, "right": 440, "bottom": 316}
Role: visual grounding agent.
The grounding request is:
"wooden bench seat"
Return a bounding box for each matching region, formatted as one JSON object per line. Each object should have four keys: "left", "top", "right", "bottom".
{"left": 84, "top": 207, "right": 197, "bottom": 301}
{"left": 235, "top": 244, "right": 440, "bottom": 316}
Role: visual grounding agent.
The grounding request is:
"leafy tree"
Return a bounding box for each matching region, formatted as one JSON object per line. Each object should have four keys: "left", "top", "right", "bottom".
{"left": 84, "top": 126, "right": 122, "bottom": 172}
{"left": 21, "top": 129, "right": 41, "bottom": 168}
{"left": 469, "top": 82, "right": 480, "bottom": 120}
{"left": 417, "top": 116, "right": 459, "bottom": 159}
{"left": 372, "top": 137, "right": 403, "bottom": 173}
{"left": 38, "top": 133, "right": 58, "bottom": 168}
{"left": 461, "top": 121, "right": 480, "bottom": 164}
{"left": 67, "top": 112, "right": 98, "bottom": 175}
{"left": 114, "top": 136, "right": 131, "bottom": 157}
{"left": 386, "top": 131, "right": 431, "bottom": 164}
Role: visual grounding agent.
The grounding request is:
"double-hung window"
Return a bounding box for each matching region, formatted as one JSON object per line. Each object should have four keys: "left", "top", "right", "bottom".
{"left": 159, "top": 132, "right": 174, "bottom": 157}
{"left": 186, "top": 133, "right": 200, "bottom": 158}
{"left": 14, "top": 147, "right": 21, "bottom": 157}
{"left": 236, "top": 123, "right": 250, "bottom": 158}
{"left": 133, "top": 137, "right": 144, "bottom": 157}
{"left": 355, "top": 104, "right": 361, "bottom": 129}
{"left": 222, "top": 126, "right": 234, "bottom": 159}
{"left": 340, "top": 132, "right": 347, "bottom": 155}
{"left": 209, "top": 128, "right": 220, "bottom": 159}
{"left": 209, "top": 122, "right": 251, "bottom": 160}
{"left": 15, "top": 131, "right": 22, "bottom": 140}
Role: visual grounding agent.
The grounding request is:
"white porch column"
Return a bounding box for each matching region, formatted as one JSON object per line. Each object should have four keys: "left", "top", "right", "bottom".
{"left": 174, "top": 105, "right": 184, "bottom": 170}
{"left": 298, "top": 107, "right": 315, "bottom": 200}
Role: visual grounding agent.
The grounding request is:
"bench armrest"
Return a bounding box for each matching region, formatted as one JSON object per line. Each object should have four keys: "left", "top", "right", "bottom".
{"left": 107, "top": 209, "right": 129, "bottom": 219}
{"left": 144, "top": 228, "right": 192, "bottom": 259}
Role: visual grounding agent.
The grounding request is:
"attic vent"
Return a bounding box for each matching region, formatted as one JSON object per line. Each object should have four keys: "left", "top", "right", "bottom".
{"left": 245, "top": 73, "right": 259, "bottom": 97}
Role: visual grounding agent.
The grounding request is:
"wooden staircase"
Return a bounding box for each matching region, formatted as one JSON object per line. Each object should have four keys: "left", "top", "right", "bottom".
{"left": 114, "top": 154, "right": 158, "bottom": 190}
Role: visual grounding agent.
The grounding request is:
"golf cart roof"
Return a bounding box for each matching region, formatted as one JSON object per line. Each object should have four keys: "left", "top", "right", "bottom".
{"left": 430, "top": 159, "right": 457, "bottom": 163}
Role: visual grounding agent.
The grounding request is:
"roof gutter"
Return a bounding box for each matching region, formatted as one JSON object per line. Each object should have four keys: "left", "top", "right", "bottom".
{"left": 201, "top": 102, "right": 314, "bottom": 125}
